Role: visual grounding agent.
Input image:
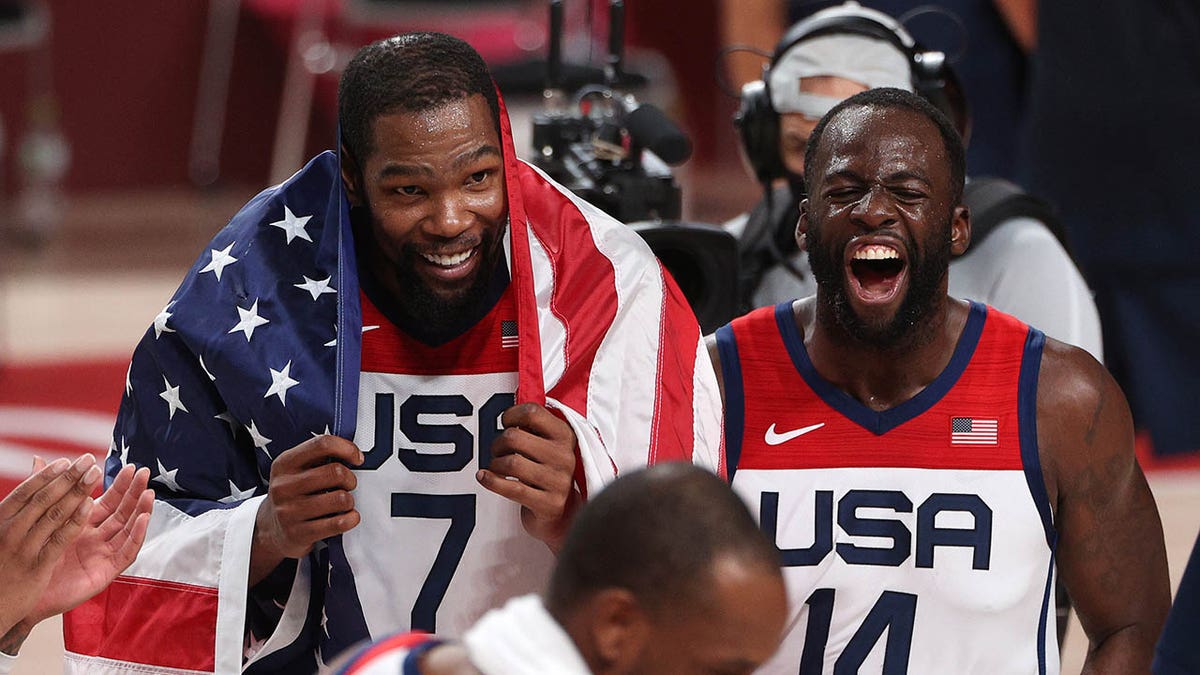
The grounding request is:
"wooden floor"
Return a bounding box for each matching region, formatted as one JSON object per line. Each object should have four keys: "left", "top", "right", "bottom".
{"left": 1, "top": 188, "right": 1197, "bottom": 674}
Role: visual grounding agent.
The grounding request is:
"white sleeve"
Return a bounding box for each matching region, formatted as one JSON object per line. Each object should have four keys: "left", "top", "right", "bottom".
{"left": 950, "top": 217, "right": 1104, "bottom": 362}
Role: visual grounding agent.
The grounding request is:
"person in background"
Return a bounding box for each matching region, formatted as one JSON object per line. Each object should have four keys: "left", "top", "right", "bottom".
{"left": 328, "top": 463, "right": 788, "bottom": 675}
{"left": 0, "top": 455, "right": 152, "bottom": 673}
{"left": 1022, "top": 0, "right": 1200, "bottom": 457}
{"left": 720, "top": 0, "right": 1033, "bottom": 181}
{"left": 1154, "top": 532, "right": 1200, "bottom": 674}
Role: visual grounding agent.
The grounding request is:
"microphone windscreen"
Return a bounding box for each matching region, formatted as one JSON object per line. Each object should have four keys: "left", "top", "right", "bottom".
{"left": 626, "top": 103, "right": 692, "bottom": 165}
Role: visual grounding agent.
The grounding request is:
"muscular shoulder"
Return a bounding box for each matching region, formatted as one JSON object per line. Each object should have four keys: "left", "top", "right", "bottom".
{"left": 1035, "top": 336, "right": 1134, "bottom": 501}
{"left": 1037, "top": 338, "right": 1125, "bottom": 434}
{"left": 705, "top": 298, "right": 812, "bottom": 403}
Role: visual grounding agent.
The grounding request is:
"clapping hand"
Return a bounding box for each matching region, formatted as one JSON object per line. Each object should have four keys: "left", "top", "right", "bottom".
{"left": 0, "top": 455, "right": 152, "bottom": 653}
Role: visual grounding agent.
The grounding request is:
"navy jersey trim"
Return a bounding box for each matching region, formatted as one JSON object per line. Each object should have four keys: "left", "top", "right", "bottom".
{"left": 775, "top": 301, "right": 987, "bottom": 435}
{"left": 1019, "top": 328, "right": 1056, "bottom": 548}
{"left": 1037, "top": 553, "right": 1056, "bottom": 675}
{"left": 716, "top": 323, "right": 745, "bottom": 480}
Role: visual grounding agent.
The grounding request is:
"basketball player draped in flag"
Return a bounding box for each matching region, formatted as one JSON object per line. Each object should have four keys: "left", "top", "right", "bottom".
{"left": 710, "top": 88, "right": 1169, "bottom": 674}
{"left": 76, "top": 33, "right": 721, "bottom": 673}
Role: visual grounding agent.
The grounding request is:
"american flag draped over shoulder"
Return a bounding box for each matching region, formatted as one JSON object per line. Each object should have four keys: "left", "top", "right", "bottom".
{"left": 63, "top": 95, "right": 723, "bottom": 674}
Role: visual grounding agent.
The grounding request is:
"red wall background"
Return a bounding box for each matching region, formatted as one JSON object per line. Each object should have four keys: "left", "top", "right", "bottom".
{"left": 0, "top": 0, "right": 734, "bottom": 196}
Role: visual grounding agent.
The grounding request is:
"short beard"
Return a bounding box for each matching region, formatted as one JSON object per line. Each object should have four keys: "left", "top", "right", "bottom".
{"left": 353, "top": 204, "right": 507, "bottom": 337}
{"left": 391, "top": 228, "right": 504, "bottom": 335}
{"left": 808, "top": 218, "right": 951, "bottom": 349}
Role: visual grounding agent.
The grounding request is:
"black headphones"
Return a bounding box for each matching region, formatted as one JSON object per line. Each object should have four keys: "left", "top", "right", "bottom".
{"left": 734, "top": 2, "right": 967, "bottom": 185}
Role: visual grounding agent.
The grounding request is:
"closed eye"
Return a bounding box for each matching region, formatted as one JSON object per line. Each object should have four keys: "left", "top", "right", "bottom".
{"left": 891, "top": 188, "right": 926, "bottom": 202}
{"left": 825, "top": 187, "right": 863, "bottom": 201}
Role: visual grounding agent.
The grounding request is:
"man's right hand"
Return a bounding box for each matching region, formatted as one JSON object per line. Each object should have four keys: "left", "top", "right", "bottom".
{"left": 249, "top": 435, "right": 364, "bottom": 586}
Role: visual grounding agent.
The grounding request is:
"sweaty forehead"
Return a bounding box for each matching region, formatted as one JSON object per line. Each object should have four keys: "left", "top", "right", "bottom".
{"left": 814, "top": 105, "right": 947, "bottom": 179}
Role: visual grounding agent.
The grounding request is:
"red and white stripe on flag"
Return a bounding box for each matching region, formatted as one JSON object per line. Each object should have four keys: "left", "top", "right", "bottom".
{"left": 951, "top": 417, "right": 998, "bottom": 445}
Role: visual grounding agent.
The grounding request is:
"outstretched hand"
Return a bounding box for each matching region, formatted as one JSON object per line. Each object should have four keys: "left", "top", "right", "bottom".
{"left": 0, "top": 454, "right": 101, "bottom": 636}
{"left": 28, "top": 459, "right": 153, "bottom": 625}
{"left": 478, "top": 403, "right": 580, "bottom": 550}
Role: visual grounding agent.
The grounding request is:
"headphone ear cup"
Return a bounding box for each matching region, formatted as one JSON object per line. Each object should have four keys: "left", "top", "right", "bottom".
{"left": 735, "top": 80, "right": 783, "bottom": 185}
{"left": 911, "top": 50, "right": 969, "bottom": 138}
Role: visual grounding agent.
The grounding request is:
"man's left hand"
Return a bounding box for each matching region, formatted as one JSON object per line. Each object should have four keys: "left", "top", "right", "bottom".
{"left": 478, "top": 403, "right": 580, "bottom": 549}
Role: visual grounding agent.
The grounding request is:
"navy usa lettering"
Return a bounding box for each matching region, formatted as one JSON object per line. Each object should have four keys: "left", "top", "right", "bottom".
{"left": 760, "top": 489, "right": 993, "bottom": 569}
{"left": 358, "top": 392, "right": 515, "bottom": 472}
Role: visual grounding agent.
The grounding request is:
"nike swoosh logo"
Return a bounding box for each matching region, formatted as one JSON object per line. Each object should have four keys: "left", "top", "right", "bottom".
{"left": 764, "top": 422, "right": 826, "bottom": 446}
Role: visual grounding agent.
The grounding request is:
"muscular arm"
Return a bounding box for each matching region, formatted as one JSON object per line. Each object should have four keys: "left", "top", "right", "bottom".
{"left": 1038, "top": 340, "right": 1169, "bottom": 672}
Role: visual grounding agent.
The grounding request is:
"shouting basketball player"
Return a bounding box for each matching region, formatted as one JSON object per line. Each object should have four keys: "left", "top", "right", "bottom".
{"left": 710, "top": 87, "right": 1169, "bottom": 674}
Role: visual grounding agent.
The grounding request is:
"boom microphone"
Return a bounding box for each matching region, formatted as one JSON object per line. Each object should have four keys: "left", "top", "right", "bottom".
{"left": 625, "top": 103, "right": 692, "bottom": 165}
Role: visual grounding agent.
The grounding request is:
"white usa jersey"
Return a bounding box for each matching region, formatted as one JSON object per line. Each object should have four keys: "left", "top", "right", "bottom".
{"left": 717, "top": 302, "right": 1059, "bottom": 674}
{"left": 342, "top": 284, "right": 554, "bottom": 640}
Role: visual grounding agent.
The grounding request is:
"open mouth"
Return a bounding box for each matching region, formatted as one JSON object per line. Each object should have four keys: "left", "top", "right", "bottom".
{"left": 847, "top": 243, "right": 907, "bottom": 303}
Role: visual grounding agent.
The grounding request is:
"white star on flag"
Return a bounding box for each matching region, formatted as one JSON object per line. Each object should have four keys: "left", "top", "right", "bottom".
{"left": 311, "top": 425, "right": 332, "bottom": 438}
{"left": 295, "top": 275, "right": 336, "bottom": 300}
{"left": 199, "top": 242, "right": 238, "bottom": 281}
{"left": 247, "top": 420, "right": 273, "bottom": 453}
{"left": 117, "top": 436, "right": 130, "bottom": 465}
{"left": 245, "top": 632, "right": 267, "bottom": 661}
{"left": 264, "top": 361, "right": 300, "bottom": 405}
{"left": 153, "top": 303, "right": 175, "bottom": 339}
{"left": 219, "top": 480, "right": 257, "bottom": 504}
{"left": 153, "top": 459, "right": 183, "bottom": 492}
{"left": 229, "top": 299, "right": 270, "bottom": 342}
{"left": 125, "top": 362, "right": 133, "bottom": 395}
{"left": 159, "top": 375, "right": 189, "bottom": 419}
{"left": 269, "top": 206, "right": 313, "bottom": 244}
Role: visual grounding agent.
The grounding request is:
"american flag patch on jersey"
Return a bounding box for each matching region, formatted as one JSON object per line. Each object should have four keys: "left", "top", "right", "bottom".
{"left": 951, "top": 417, "right": 998, "bottom": 445}
{"left": 501, "top": 320, "right": 519, "bottom": 349}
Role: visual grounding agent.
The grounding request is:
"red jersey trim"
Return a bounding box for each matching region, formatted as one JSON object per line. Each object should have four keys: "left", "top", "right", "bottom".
{"left": 359, "top": 288, "right": 519, "bottom": 376}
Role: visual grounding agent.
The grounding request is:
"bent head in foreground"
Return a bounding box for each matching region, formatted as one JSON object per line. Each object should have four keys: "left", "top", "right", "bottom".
{"left": 331, "top": 462, "right": 788, "bottom": 674}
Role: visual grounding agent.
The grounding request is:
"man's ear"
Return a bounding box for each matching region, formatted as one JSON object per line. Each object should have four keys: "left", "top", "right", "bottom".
{"left": 950, "top": 203, "right": 971, "bottom": 256}
{"left": 589, "top": 589, "right": 650, "bottom": 673}
{"left": 340, "top": 145, "right": 364, "bottom": 208}
{"left": 797, "top": 198, "right": 810, "bottom": 251}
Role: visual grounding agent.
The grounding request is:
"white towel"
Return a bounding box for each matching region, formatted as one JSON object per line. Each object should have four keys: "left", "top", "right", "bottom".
{"left": 462, "top": 595, "right": 592, "bottom": 675}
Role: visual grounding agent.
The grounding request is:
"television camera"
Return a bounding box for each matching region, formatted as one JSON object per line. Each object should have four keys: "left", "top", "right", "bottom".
{"left": 527, "top": 0, "right": 739, "bottom": 333}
